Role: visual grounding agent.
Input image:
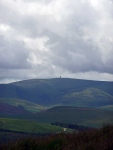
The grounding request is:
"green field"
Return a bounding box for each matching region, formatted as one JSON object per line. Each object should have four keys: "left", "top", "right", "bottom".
{"left": 0, "top": 98, "right": 45, "bottom": 113}
{"left": 0, "top": 118, "right": 63, "bottom": 134}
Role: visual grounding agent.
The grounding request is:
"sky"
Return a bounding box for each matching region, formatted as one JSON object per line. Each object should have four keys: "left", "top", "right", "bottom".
{"left": 0, "top": 0, "right": 113, "bottom": 83}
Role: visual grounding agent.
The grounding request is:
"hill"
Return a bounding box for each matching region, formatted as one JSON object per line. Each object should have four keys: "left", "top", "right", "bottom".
{"left": 40, "top": 106, "right": 113, "bottom": 128}
{"left": 0, "top": 98, "right": 45, "bottom": 113}
{"left": 0, "top": 78, "right": 113, "bottom": 107}
{"left": 0, "top": 105, "right": 113, "bottom": 128}
{"left": 62, "top": 88, "right": 113, "bottom": 107}
{"left": 13, "top": 106, "right": 113, "bottom": 128}
{"left": 0, "top": 103, "right": 29, "bottom": 115}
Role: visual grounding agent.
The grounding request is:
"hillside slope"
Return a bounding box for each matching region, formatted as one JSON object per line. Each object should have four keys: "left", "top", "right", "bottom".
{"left": 0, "top": 78, "right": 113, "bottom": 107}
{"left": 0, "top": 98, "right": 45, "bottom": 113}
{"left": 33, "top": 106, "right": 113, "bottom": 128}
{"left": 0, "top": 106, "right": 113, "bottom": 128}
{"left": 62, "top": 88, "right": 113, "bottom": 107}
{"left": 97, "top": 105, "right": 113, "bottom": 111}
{"left": 0, "top": 103, "right": 29, "bottom": 115}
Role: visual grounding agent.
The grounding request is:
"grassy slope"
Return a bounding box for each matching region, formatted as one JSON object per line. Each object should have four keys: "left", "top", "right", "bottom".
{"left": 62, "top": 88, "right": 113, "bottom": 107}
{"left": 0, "top": 118, "right": 63, "bottom": 134}
{"left": 0, "top": 98, "right": 45, "bottom": 113}
{"left": 97, "top": 105, "right": 113, "bottom": 111}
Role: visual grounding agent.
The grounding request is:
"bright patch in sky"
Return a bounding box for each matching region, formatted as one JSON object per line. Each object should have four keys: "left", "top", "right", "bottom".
{"left": 0, "top": 24, "right": 10, "bottom": 32}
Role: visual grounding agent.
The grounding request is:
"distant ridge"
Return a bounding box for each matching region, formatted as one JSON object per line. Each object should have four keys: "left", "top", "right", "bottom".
{"left": 0, "top": 78, "right": 113, "bottom": 107}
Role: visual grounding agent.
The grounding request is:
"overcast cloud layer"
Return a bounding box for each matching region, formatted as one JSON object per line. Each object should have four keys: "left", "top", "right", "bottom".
{"left": 0, "top": 0, "right": 113, "bottom": 83}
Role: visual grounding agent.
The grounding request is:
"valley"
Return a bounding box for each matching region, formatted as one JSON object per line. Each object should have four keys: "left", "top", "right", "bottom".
{"left": 0, "top": 78, "right": 113, "bottom": 135}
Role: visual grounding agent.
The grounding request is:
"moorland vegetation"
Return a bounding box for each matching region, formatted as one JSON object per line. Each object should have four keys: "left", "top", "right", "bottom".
{"left": 0, "top": 125, "right": 113, "bottom": 150}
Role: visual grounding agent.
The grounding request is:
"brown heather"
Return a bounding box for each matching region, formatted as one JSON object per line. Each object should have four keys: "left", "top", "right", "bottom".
{"left": 0, "top": 125, "right": 113, "bottom": 150}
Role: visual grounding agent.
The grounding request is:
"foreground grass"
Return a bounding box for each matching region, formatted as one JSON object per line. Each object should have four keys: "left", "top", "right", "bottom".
{"left": 0, "top": 125, "right": 113, "bottom": 150}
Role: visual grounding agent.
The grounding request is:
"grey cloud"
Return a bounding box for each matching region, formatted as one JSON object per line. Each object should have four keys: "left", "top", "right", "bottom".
{"left": 0, "top": 36, "right": 31, "bottom": 69}
{"left": 0, "top": 0, "right": 113, "bottom": 82}
{"left": 44, "top": 29, "right": 113, "bottom": 74}
{"left": 23, "top": 0, "right": 53, "bottom": 3}
{"left": 22, "top": 0, "right": 52, "bottom": 3}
